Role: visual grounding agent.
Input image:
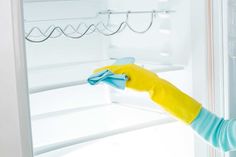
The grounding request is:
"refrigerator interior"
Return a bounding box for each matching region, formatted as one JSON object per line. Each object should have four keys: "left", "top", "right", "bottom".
{"left": 23, "top": 0, "right": 200, "bottom": 156}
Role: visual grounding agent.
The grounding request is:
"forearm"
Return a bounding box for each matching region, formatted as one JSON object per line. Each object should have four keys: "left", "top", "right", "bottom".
{"left": 191, "top": 108, "right": 236, "bottom": 152}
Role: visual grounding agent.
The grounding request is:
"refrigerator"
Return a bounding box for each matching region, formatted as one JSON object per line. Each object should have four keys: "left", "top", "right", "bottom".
{"left": 0, "top": 0, "right": 236, "bottom": 157}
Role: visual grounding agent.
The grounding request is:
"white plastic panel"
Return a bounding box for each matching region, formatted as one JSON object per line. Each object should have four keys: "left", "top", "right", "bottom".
{"left": 24, "top": 0, "right": 109, "bottom": 68}
{"left": 29, "top": 84, "right": 111, "bottom": 116}
{"left": 23, "top": 0, "right": 104, "bottom": 21}
{"left": 23, "top": 0, "right": 192, "bottom": 67}
{"left": 106, "top": 0, "right": 192, "bottom": 65}
{"left": 25, "top": 35, "right": 108, "bottom": 68}
{"left": 0, "top": 0, "right": 33, "bottom": 156}
{"left": 35, "top": 122, "right": 194, "bottom": 157}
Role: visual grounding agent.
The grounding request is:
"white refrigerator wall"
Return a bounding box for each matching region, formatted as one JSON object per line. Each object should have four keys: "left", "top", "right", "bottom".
{"left": 107, "top": 0, "right": 192, "bottom": 65}
{"left": 24, "top": 0, "right": 108, "bottom": 67}
{"left": 0, "top": 0, "right": 33, "bottom": 156}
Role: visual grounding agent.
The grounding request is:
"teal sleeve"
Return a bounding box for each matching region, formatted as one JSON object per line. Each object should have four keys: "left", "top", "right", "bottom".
{"left": 191, "top": 108, "right": 236, "bottom": 152}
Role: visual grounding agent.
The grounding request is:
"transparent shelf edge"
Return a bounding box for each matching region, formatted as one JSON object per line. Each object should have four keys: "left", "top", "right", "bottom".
{"left": 34, "top": 118, "right": 175, "bottom": 156}
{"left": 31, "top": 103, "right": 175, "bottom": 155}
{"left": 28, "top": 59, "right": 184, "bottom": 94}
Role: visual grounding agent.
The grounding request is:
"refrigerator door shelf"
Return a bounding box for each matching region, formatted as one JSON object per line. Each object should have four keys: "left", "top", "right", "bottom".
{"left": 28, "top": 59, "right": 184, "bottom": 94}
{"left": 31, "top": 103, "right": 174, "bottom": 156}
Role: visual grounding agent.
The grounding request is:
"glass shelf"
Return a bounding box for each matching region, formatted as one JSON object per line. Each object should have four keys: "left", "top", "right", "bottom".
{"left": 28, "top": 59, "right": 114, "bottom": 94}
{"left": 32, "top": 103, "right": 174, "bottom": 155}
{"left": 28, "top": 59, "right": 183, "bottom": 94}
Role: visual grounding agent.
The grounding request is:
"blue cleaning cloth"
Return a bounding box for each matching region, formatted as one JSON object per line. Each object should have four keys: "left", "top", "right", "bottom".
{"left": 87, "top": 70, "right": 128, "bottom": 89}
{"left": 87, "top": 57, "right": 135, "bottom": 89}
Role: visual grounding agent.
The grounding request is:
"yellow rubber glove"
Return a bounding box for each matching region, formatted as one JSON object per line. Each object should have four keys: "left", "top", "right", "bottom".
{"left": 94, "top": 64, "right": 202, "bottom": 124}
